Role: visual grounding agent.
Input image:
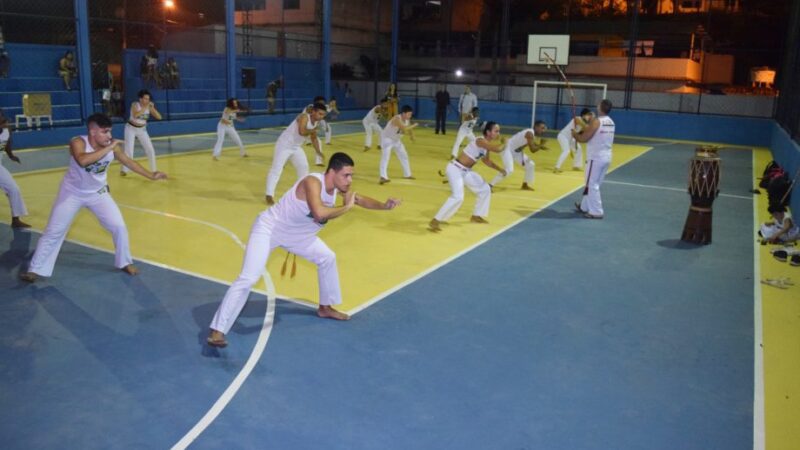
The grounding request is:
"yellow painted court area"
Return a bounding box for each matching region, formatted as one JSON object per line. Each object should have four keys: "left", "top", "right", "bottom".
{"left": 14, "top": 127, "right": 649, "bottom": 313}
{"left": 753, "top": 148, "right": 800, "bottom": 450}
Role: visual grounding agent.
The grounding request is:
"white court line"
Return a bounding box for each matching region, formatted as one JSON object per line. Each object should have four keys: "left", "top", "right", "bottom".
{"left": 347, "top": 146, "right": 655, "bottom": 316}
{"left": 12, "top": 201, "right": 279, "bottom": 449}
{"left": 751, "top": 152, "right": 765, "bottom": 450}
{"left": 604, "top": 180, "right": 753, "bottom": 200}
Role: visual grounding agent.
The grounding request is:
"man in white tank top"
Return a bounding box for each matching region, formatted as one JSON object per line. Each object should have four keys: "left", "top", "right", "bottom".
{"left": 489, "top": 121, "right": 548, "bottom": 190}
{"left": 207, "top": 152, "right": 402, "bottom": 348}
{"left": 19, "top": 114, "right": 167, "bottom": 283}
{"left": 265, "top": 103, "right": 327, "bottom": 205}
{"left": 379, "top": 104, "right": 417, "bottom": 184}
{"left": 573, "top": 99, "right": 615, "bottom": 219}
{"left": 0, "top": 111, "right": 30, "bottom": 228}
{"left": 554, "top": 108, "right": 593, "bottom": 173}
{"left": 121, "top": 89, "right": 162, "bottom": 176}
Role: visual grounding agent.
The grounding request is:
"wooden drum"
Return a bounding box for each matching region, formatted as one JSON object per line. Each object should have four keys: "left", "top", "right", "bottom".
{"left": 681, "top": 146, "right": 721, "bottom": 244}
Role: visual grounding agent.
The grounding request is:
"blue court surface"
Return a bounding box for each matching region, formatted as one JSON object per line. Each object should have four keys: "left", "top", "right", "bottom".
{"left": 0, "top": 134, "right": 755, "bottom": 449}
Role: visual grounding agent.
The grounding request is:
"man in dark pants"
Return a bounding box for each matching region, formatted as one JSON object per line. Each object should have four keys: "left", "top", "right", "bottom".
{"left": 434, "top": 84, "right": 450, "bottom": 135}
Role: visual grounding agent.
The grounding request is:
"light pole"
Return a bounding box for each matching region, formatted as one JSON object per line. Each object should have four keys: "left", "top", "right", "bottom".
{"left": 162, "top": 0, "right": 175, "bottom": 119}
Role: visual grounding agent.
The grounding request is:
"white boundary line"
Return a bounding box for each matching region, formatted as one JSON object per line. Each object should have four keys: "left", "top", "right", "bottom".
{"left": 348, "top": 146, "right": 654, "bottom": 316}
{"left": 751, "top": 151, "right": 765, "bottom": 450}
{"left": 603, "top": 180, "right": 752, "bottom": 200}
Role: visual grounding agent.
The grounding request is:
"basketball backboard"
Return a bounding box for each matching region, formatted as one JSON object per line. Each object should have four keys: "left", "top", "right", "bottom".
{"left": 527, "top": 35, "right": 570, "bottom": 66}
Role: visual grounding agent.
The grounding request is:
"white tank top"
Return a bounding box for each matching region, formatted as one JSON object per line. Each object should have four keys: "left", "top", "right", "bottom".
{"left": 266, "top": 173, "right": 337, "bottom": 237}
{"left": 277, "top": 113, "right": 317, "bottom": 147}
{"left": 586, "top": 115, "right": 615, "bottom": 162}
{"left": 0, "top": 129, "right": 8, "bottom": 159}
{"left": 381, "top": 114, "right": 407, "bottom": 141}
{"left": 462, "top": 138, "right": 488, "bottom": 162}
{"left": 129, "top": 102, "right": 150, "bottom": 126}
{"left": 459, "top": 117, "right": 479, "bottom": 133}
{"left": 505, "top": 129, "right": 534, "bottom": 152}
{"left": 221, "top": 108, "right": 237, "bottom": 123}
{"left": 558, "top": 118, "right": 582, "bottom": 139}
{"left": 364, "top": 106, "right": 380, "bottom": 123}
{"left": 62, "top": 136, "right": 115, "bottom": 194}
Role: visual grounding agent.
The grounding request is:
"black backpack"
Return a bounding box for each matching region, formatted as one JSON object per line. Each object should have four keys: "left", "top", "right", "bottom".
{"left": 760, "top": 161, "right": 792, "bottom": 206}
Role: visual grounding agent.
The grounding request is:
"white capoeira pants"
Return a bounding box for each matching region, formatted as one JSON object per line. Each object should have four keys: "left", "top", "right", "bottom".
{"left": 379, "top": 137, "right": 412, "bottom": 180}
{"left": 579, "top": 159, "right": 610, "bottom": 216}
{"left": 265, "top": 143, "right": 309, "bottom": 197}
{"left": 209, "top": 212, "right": 341, "bottom": 334}
{"left": 322, "top": 119, "right": 331, "bottom": 145}
{"left": 450, "top": 129, "right": 476, "bottom": 158}
{"left": 122, "top": 123, "right": 157, "bottom": 173}
{"left": 26, "top": 186, "right": 132, "bottom": 277}
{"left": 490, "top": 148, "right": 534, "bottom": 187}
{"left": 555, "top": 134, "right": 583, "bottom": 170}
{"left": 363, "top": 120, "right": 382, "bottom": 148}
{"left": 434, "top": 161, "right": 491, "bottom": 221}
{"left": 212, "top": 123, "right": 245, "bottom": 157}
{"left": 0, "top": 163, "right": 27, "bottom": 218}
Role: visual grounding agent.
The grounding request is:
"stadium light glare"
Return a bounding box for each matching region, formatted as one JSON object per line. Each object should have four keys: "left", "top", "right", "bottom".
{"left": 455, "top": 69, "right": 463, "bottom": 77}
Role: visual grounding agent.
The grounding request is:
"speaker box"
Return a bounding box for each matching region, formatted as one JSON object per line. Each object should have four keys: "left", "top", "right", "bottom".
{"left": 241, "top": 67, "right": 256, "bottom": 88}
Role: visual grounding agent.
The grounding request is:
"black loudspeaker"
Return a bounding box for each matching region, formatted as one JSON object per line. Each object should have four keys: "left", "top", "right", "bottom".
{"left": 241, "top": 67, "right": 256, "bottom": 88}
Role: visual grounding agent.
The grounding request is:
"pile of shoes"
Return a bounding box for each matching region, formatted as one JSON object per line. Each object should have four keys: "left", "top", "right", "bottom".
{"left": 771, "top": 245, "right": 800, "bottom": 266}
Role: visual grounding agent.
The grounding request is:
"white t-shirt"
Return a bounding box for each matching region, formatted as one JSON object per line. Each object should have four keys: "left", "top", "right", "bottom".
{"left": 62, "top": 136, "right": 115, "bottom": 194}
{"left": 459, "top": 92, "right": 478, "bottom": 114}
{"left": 221, "top": 108, "right": 237, "bottom": 123}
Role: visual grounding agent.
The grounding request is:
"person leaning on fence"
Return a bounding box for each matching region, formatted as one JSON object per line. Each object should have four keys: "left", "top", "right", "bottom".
{"left": 58, "top": 51, "right": 77, "bottom": 90}
{"left": 164, "top": 57, "right": 180, "bottom": 89}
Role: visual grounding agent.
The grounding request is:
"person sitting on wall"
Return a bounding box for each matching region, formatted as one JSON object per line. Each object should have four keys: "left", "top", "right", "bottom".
{"left": 164, "top": 57, "right": 180, "bottom": 89}
{"left": 141, "top": 45, "right": 161, "bottom": 88}
{"left": 58, "top": 51, "right": 78, "bottom": 90}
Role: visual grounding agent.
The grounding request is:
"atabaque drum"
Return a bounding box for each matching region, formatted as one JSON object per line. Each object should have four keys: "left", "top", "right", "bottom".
{"left": 681, "top": 146, "right": 721, "bottom": 244}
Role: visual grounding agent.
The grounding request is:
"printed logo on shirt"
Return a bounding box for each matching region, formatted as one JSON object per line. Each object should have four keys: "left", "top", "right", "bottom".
{"left": 84, "top": 159, "right": 111, "bottom": 174}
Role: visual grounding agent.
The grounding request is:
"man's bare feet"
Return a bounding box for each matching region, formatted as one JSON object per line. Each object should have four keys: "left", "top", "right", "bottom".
{"left": 19, "top": 271, "right": 37, "bottom": 283}
{"left": 11, "top": 217, "right": 31, "bottom": 228}
{"left": 207, "top": 329, "right": 228, "bottom": 348}
{"left": 363, "top": 146, "right": 370, "bottom": 152}
{"left": 317, "top": 305, "right": 350, "bottom": 320}
{"left": 429, "top": 218, "right": 442, "bottom": 232}
{"left": 470, "top": 215, "right": 489, "bottom": 224}
{"left": 553, "top": 168, "right": 563, "bottom": 174}
{"left": 212, "top": 156, "right": 219, "bottom": 161}
{"left": 379, "top": 177, "right": 391, "bottom": 185}
{"left": 266, "top": 195, "right": 275, "bottom": 205}
{"left": 521, "top": 183, "right": 534, "bottom": 191}
{"left": 122, "top": 264, "right": 139, "bottom": 276}
{"left": 120, "top": 171, "right": 127, "bottom": 177}
{"left": 241, "top": 153, "right": 249, "bottom": 158}
{"left": 403, "top": 176, "right": 416, "bottom": 180}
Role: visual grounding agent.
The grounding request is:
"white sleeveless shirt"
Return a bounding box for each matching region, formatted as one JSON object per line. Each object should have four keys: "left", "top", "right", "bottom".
{"left": 62, "top": 136, "right": 115, "bottom": 194}
{"left": 586, "top": 115, "right": 615, "bottom": 162}
{"left": 364, "top": 106, "right": 380, "bottom": 123}
{"left": 129, "top": 102, "right": 150, "bottom": 126}
{"left": 221, "top": 108, "right": 237, "bottom": 123}
{"left": 505, "top": 128, "right": 534, "bottom": 152}
{"left": 381, "top": 114, "right": 407, "bottom": 142}
{"left": 558, "top": 118, "right": 583, "bottom": 139}
{"left": 277, "top": 113, "right": 317, "bottom": 147}
{"left": 0, "top": 129, "right": 8, "bottom": 160}
{"left": 266, "top": 173, "right": 337, "bottom": 237}
{"left": 459, "top": 116, "right": 479, "bottom": 133}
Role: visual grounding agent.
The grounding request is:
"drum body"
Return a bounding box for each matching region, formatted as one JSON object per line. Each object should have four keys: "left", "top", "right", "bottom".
{"left": 681, "top": 148, "right": 721, "bottom": 244}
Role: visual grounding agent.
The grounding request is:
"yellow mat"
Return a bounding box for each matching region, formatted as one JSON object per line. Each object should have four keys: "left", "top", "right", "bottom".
{"left": 13, "top": 130, "right": 650, "bottom": 313}
{"left": 753, "top": 147, "right": 800, "bottom": 450}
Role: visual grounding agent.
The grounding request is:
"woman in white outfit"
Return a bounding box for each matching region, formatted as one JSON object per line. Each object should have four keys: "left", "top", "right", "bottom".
{"left": 379, "top": 105, "right": 417, "bottom": 184}
{"left": 429, "top": 121, "right": 506, "bottom": 232}
{"left": 554, "top": 108, "right": 593, "bottom": 173}
{"left": 362, "top": 100, "right": 386, "bottom": 151}
{"left": 265, "top": 104, "right": 327, "bottom": 205}
{"left": 121, "top": 89, "right": 161, "bottom": 176}
{"left": 489, "top": 120, "right": 548, "bottom": 190}
{"left": 211, "top": 98, "right": 248, "bottom": 160}
{"left": 207, "top": 152, "right": 401, "bottom": 348}
{"left": 0, "top": 112, "right": 29, "bottom": 228}
{"left": 19, "top": 113, "right": 167, "bottom": 283}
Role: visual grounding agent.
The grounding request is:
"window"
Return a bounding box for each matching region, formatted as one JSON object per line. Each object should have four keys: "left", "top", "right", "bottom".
{"left": 283, "top": 0, "right": 300, "bottom": 10}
